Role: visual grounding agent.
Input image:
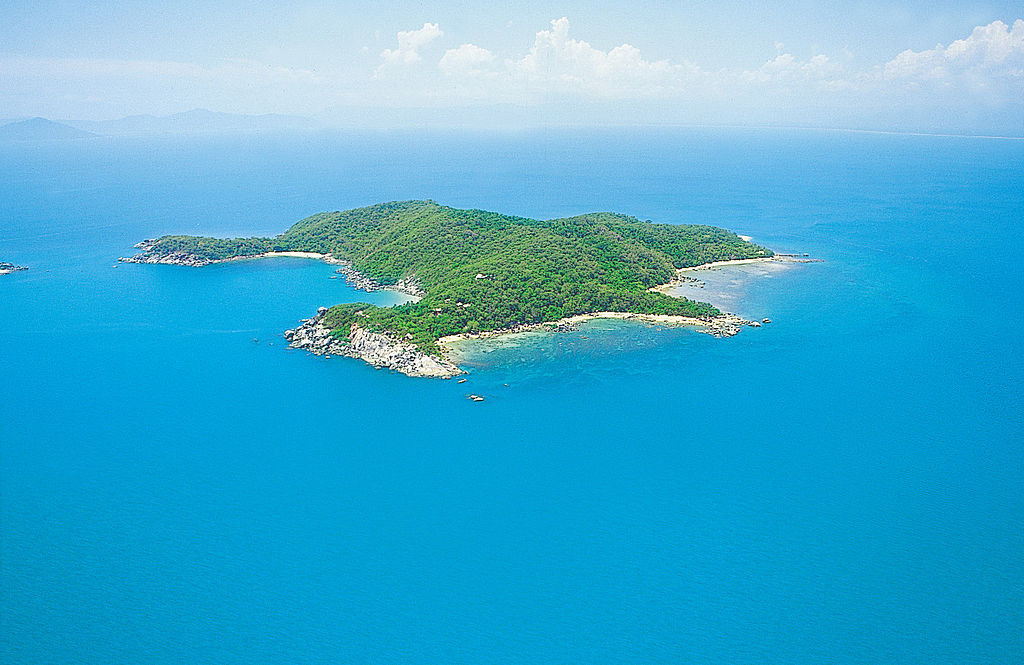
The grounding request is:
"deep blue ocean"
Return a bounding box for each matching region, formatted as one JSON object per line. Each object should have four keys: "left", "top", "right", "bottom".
{"left": 1, "top": 128, "right": 1022, "bottom": 663}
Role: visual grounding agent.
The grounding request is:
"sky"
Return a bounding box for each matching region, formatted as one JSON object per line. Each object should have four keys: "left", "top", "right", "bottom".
{"left": 1, "top": 1, "right": 1022, "bottom": 132}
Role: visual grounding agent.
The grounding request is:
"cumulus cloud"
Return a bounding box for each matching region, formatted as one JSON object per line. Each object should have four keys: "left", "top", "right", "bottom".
{"left": 505, "top": 17, "right": 696, "bottom": 97}
{"left": 375, "top": 17, "right": 698, "bottom": 101}
{"left": 439, "top": 43, "right": 495, "bottom": 77}
{"left": 362, "top": 15, "right": 1023, "bottom": 125}
{"left": 4, "top": 15, "right": 1023, "bottom": 129}
{"left": 742, "top": 52, "right": 845, "bottom": 86}
{"left": 379, "top": 22, "right": 443, "bottom": 66}
{"left": 883, "top": 19, "right": 1024, "bottom": 80}
{"left": 428, "top": 17, "right": 848, "bottom": 101}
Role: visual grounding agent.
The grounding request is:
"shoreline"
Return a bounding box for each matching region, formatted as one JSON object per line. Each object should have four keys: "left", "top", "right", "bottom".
{"left": 284, "top": 309, "right": 463, "bottom": 379}
{"left": 283, "top": 307, "right": 751, "bottom": 379}
{"left": 680, "top": 254, "right": 820, "bottom": 271}
{"left": 432, "top": 254, "right": 829, "bottom": 361}
{"left": 127, "top": 241, "right": 817, "bottom": 378}
{"left": 323, "top": 254, "right": 823, "bottom": 374}
{"left": 120, "top": 244, "right": 424, "bottom": 298}
{"left": 438, "top": 310, "right": 753, "bottom": 349}
{"left": 650, "top": 255, "right": 822, "bottom": 295}
{"left": 241, "top": 250, "right": 331, "bottom": 261}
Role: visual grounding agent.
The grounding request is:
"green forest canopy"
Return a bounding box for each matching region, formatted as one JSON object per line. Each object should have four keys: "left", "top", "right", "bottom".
{"left": 143, "top": 200, "right": 772, "bottom": 354}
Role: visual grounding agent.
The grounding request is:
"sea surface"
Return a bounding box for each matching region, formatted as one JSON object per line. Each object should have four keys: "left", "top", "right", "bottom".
{"left": 1, "top": 128, "right": 1022, "bottom": 663}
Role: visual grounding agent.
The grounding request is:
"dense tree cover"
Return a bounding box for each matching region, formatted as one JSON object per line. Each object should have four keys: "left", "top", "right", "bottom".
{"left": 143, "top": 235, "right": 272, "bottom": 260}
{"left": 145, "top": 201, "right": 772, "bottom": 354}
{"left": 322, "top": 302, "right": 371, "bottom": 340}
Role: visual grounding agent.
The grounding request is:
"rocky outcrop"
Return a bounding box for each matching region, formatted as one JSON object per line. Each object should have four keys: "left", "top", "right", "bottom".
{"left": 346, "top": 327, "right": 462, "bottom": 377}
{"left": 284, "top": 309, "right": 463, "bottom": 379}
{"left": 121, "top": 242, "right": 426, "bottom": 299}
{"left": 283, "top": 307, "right": 752, "bottom": 379}
{"left": 0, "top": 262, "right": 28, "bottom": 275}
{"left": 119, "top": 240, "right": 213, "bottom": 266}
{"left": 701, "top": 313, "right": 749, "bottom": 338}
{"left": 333, "top": 260, "right": 424, "bottom": 297}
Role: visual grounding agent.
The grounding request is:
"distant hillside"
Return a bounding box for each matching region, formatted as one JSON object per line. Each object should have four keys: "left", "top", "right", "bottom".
{"left": 72, "top": 109, "right": 316, "bottom": 136}
{"left": 0, "top": 117, "right": 96, "bottom": 141}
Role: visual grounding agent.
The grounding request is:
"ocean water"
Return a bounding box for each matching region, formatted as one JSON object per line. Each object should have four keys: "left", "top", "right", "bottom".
{"left": 1, "top": 128, "right": 1022, "bottom": 663}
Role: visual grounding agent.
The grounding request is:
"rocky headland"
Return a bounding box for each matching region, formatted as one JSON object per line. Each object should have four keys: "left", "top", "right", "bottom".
{"left": 120, "top": 239, "right": 216, "bottom": 266}
{"left": 284, "top": 309, "right": 463, "bottom": 379}
{"left": 120, "top": 241, "right": 426, "bottom": 298}
{"left": 283, "top": 306, "right": 757, "bottom": 378}
{"left": 332, "top": 260, "right": 424, "bottom": 297}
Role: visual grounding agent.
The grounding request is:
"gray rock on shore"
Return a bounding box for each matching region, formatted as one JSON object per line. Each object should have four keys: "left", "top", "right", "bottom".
{"left": 284, "top": 311, "right": 463, "bottom": 379}
{"left": 333, "top": 260, "right": 424, "bottom": 297}
{"left": 119, "top": 240, "right": 213, "bottom": 266}
{"left": 702, "top": 313, "right": 750, "bottom": 338}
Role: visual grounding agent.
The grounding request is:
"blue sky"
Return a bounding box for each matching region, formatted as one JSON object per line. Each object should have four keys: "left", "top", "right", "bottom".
{"left": 1, "top": 1, "right": 1022, "bottom": 131}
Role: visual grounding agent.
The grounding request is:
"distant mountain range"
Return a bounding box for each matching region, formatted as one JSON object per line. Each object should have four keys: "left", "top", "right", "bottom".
{"left": 67, "top": 109, "right": 317, "bottom": 136}
{"left": 0, "top": 110, "right": 320, "bottom": 139}
{"left": 0, "top": 117, "right": 97, "bottom": 141}
{"left": 4, "top": 106, "right": 1019, "bottom": 140}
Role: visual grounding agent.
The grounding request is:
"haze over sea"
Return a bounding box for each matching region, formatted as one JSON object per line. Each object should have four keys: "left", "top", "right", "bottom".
{"left": 1, "top": 128, "right": 1022, "bottom": 663}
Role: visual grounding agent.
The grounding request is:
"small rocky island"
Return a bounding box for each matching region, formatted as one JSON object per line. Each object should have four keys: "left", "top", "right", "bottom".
{"left": 123, "top": 200, "right": 780, "bottom": 377}
{"left": 0, "top": 262, "right": 28, "bottom": 275}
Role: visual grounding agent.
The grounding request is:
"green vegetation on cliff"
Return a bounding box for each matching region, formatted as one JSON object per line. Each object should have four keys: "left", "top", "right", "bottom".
{"left": 138, "top": 235, "right": 272, "bottom": 260}
{"left": 140, "top": 201, "right": 772, "bottom": 353}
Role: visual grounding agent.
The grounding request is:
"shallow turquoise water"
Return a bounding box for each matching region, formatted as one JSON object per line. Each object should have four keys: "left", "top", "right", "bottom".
{"left": 1, "top": 129, "right": 1022, "bottom": 663}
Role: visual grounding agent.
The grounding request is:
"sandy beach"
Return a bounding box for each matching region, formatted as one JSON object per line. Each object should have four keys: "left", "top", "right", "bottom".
{"left": 257, "top": 251, "right": 328, "bottom": 259}
{"left": 262, "top": 251, "right": 349, "bottom": 266}
{"left": 438, "top": 311, "right": 749, "bottom": 350}
{"left": 649, "top": 255, "right": 820, "bottom": 296}
{"left": 436, "top": 255, "right": 823, "bottom": 352}
{"left": 226, "top": 250, "right": 337, "bottom": 262}
{"left": 679, "top": 256, "right": 778, "bottom": 271}
{"left": 682, "top": 254, "right": 821, "bottom": 271}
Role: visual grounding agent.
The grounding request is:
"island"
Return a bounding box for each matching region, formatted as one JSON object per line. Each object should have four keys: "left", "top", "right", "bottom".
{"left": 0, "top": 262, "right": 28, "bottom": 275}
{"left": 123, "top": 200, "right": 778, "bottom": 377}
{"left": 0, "top": 117, "right": 96, "bottom": 141}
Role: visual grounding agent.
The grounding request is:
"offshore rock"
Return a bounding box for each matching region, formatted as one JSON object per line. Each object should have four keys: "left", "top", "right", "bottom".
{"left": 700, "top": 313, "right": 749, "bottom": 338}
{"left": 0, "top": 262, "right": 28, "bottom": 274}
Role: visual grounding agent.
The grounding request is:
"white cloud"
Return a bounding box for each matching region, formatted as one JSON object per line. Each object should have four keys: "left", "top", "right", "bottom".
{"left": 504, "top": 17, "right": 696, "bottom": 97}
{"left": 883, "top": 19, "right": 1024, "bottom": 81}
{"left": 364, "top": 15, "right": 1023, "bottom": 123}
{"left": 379, "top": 22, "right": 443, "bottom": 67}
{"left": 742, "top": 52, "right": 844, "bottom": 86}
{"left": 4, "top": 15, "right": 1022, "bottom": 130}
{"left": 439, "top": 43, "right": 495, "bottom": 77}
{"left": 373, "top": 17, "right": 700, "bottom": 102}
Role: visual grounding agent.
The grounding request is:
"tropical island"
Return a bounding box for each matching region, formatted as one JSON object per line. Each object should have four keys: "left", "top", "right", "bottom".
{"left": 123, "top": 200, "right": 780, "bottom": 377}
